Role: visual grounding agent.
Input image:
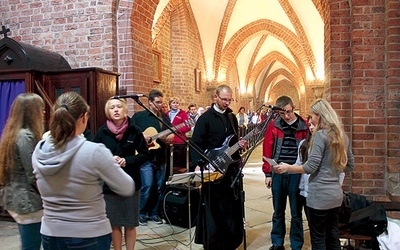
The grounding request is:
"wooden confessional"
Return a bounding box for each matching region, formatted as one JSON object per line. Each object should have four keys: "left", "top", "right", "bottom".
{"left": 0, "top": 35, "right": 120, "bottom": 135}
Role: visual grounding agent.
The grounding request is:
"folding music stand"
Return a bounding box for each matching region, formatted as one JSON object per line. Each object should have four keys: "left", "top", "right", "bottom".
{"left": 166, "top": 170, "right": 223, "bottom": 185}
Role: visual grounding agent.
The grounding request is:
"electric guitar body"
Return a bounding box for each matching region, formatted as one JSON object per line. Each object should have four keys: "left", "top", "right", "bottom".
{"left": 204, "top": 122, "right": 264, "bottom": 180}
{"left": 204, "top": 134, "right": 241, "bottom": 177}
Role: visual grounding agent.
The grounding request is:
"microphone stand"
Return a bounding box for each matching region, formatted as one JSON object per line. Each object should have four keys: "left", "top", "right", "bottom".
{"left": 231, "top": 106, "right": 279, "bottom": 250}
{"left": 131, "top": 96, "right": 219, "bottom": 249}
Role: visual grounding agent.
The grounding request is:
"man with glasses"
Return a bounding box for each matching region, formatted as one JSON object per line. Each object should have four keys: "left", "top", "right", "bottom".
{"left": 191, "top": 84, "right": 248, "bottom": 250}
{"left": 131, "top": 89, "right": 173, "bottom": 226}
{"left": 262, "top": 96, "right": 308, "bottom": 250}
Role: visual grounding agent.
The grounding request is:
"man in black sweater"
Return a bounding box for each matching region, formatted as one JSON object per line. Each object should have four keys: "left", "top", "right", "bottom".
{"left": 190, "top": 84, "right": 248, "bottom": 250}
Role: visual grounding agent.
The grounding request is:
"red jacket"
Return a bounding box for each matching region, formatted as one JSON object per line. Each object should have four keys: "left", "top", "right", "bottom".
{"left": 168, "top": 109, "right": 191, "bottom": 144}
{"left": 262, "top": 115, "right": 308, "bottom": 176}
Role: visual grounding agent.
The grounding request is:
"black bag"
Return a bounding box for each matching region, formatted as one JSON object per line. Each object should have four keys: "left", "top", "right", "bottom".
{"left": 339, "top": 192, "right": 371, "bottom": 224}
{"left": 349, "top": 203, "right": 388, "bottom": 236}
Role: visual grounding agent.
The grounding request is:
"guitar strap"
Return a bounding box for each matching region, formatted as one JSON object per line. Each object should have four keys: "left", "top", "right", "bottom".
{"left": 227, "top": 112, "right": 238, "bottom": 137}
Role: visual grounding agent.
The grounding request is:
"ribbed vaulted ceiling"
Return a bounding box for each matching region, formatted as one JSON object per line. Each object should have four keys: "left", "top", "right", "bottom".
{"left": 153, "top": 0, "right": 324, "bottom": 104}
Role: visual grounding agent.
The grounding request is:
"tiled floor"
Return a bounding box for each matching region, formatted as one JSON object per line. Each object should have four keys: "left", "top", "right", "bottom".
{"left": 0, "top": 144, "right": 364, "bottom": 249}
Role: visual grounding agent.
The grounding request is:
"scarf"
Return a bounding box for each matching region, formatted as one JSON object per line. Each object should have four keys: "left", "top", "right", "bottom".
{"left": 106, "top": 117, "right": 128, "bottom": 141}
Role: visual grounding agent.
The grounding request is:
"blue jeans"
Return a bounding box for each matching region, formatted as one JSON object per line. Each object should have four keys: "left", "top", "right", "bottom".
{"left": 139, "top": 161, "right": 165, "bottom": 217}
{"left": 271, "top": 173, "right": 303, "bottom": 249}
{"left": 18, "top": 222, "right": 41, "bottom": 250}
{"left": 41, "top": 234, "right": 111, "bottom": 250}
{"left": 308, "top": 206, "right": 341, "bottom": 250}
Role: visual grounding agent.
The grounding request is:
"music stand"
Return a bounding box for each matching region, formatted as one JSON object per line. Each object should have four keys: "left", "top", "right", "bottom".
{"left": 166, "top": 171, "right": 216, "bottom": 250}
{"left": 167, "top": 170, "right": 223, "bottom": 185}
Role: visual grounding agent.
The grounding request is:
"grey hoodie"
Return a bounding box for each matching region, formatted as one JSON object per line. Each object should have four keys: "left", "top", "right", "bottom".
{"left": 32, "top": 135, "right": 134, "bottom": 238}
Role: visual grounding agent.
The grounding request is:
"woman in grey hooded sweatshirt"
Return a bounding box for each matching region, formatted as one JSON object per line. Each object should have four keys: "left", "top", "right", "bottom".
{"left": 32, "top": 92, "right": 135, "bottom": 250}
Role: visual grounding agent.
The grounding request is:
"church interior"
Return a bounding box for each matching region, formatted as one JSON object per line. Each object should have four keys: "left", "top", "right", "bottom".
{"left": 1, "top": 0, "right": 400, "bottom": 249}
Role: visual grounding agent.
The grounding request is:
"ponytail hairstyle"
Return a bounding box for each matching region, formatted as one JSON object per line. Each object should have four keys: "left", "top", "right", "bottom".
{"left": 0, "top": 93, "right": 44, "bottom": 185}
{"left": 50, "top": 92, "right": 89, "bottom": 149}
{"left": 309, "top": 99, "right": 347, "bottom": 171}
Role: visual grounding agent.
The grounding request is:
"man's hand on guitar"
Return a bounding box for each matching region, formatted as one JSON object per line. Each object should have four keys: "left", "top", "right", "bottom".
{"left": 194, "top": 165, "right": 214, "bottom": 172}
{"left": 238, "top": 139, "right": 249, "bottom": 149}
{"left": 143, "top": 134, "right": 152, "bottom": 143}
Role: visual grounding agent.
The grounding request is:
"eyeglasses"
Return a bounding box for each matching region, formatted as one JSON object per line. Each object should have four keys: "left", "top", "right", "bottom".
{"left": 279, "top": 109, "right": 294, "bottom": 116}
{"left": 217, "top": 94, "right": 234, "bottom": 103}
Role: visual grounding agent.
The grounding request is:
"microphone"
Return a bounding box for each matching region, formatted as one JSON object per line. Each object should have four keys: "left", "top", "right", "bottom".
{"left": 264, "top": 104, "right": 285, "bottom": 111}
{"left": 113, "top": 94, "right": 146, "bottom": 99}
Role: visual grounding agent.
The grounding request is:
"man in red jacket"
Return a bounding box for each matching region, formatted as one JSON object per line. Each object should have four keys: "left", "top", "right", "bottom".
{"left": 262, "top": 95, "right": 308, "bottom": 250}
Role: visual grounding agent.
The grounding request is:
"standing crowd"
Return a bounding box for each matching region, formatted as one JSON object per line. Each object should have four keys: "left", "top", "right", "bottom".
{"left": 0, "top": 86, "right": 354, "bottom": 250}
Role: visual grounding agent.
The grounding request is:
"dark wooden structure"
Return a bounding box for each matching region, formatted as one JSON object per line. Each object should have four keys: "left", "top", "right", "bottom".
{"left": 0, "top": 36, "right": 120, "bottom": 135}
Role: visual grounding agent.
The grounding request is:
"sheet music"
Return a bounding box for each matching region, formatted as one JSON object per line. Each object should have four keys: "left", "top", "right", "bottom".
{"left": 166, "top": 170, "right": 223, "bottom": 185}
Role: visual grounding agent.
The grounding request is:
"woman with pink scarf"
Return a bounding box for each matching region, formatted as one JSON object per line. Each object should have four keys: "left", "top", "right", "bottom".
{"left": 94, "top": 98, "right": 150, "bottom": 250}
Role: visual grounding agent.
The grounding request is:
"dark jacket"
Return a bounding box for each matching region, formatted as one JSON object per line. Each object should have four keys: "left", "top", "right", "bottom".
{"left": 94, "top": 119, "right": 150, "bottom": 191}
{"left": 190, "top": 105, "right": 239, "bottom": 167}
{"left": 2, "top": 129, "right": 42, "bottom": 214}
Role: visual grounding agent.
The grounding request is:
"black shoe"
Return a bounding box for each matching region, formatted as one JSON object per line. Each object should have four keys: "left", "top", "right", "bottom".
{"left": 139, "top": 215, "right": 147, "bottom": 226}
{"left": 269, "top": 246, "right": 285, "bottom": 250}
{"left": 150, "top": 215, "right": 163, "bottom": 224}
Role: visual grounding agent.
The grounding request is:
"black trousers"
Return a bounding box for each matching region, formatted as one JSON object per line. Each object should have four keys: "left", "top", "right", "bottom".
{"left": 308, "top": 206, "right": 341, "bottom": 250}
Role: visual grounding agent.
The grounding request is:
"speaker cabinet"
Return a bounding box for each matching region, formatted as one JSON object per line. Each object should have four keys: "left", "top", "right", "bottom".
{"left": 163, "top": 185, "right": 200, "bottom": 228}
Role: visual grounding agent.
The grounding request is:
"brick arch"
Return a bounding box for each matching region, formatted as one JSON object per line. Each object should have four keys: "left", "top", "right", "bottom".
{"left": 218, "top": 19, "right": 310, "bottom": 82}
{"left": 259, "top": 68, "right": 298, "bottom": 100}
{"left": 244, "top": 34, "right": 267, "bottom": 87}
{"left": 312, "top": 0, "right": 328, "bottom": 23}
{"left": 279, "top": 0, "right": 317, "bottom": 79}
{"left": 247, "top": 51, "right": 306, "bottom": 94}
{"left": 267, "top": 79, "right": 300, "bottom": 109}
{"left": 152, "top": 0, "right": 206, "bottom": 70}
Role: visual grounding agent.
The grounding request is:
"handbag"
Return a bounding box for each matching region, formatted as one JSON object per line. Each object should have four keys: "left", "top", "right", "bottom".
{"left": 349, "top": 203, "right": 388, "bottom": 236}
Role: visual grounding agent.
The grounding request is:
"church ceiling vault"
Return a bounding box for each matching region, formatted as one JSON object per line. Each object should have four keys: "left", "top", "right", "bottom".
{"left": 152, "top": 0, "right": 324, "bottom": 105}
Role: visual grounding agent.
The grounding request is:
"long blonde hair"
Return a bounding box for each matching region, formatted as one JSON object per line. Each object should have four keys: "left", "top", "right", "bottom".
{"left": 310, "top": 99, "right": 348, "bottom": 171}
{"left": 0, "top": 93, "right": 44, "bottom": 185}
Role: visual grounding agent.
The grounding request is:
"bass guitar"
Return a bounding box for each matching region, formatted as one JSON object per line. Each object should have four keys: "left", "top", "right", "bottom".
{"left": 142, "top": 119, "right": 194, "bottom": 150}
{"left": 204, "top": 123, "right": 263, "bottom": 180}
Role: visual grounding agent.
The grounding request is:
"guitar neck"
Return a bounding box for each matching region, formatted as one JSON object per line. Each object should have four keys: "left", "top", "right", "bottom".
{"left": 225, "top": 125, "right": 261, "bottom": 157}
{"left": 151, "top": 121, "right": 191, "bottom": 141}
{"left": 152, "top": 128, "right": 175, "bottom": 140}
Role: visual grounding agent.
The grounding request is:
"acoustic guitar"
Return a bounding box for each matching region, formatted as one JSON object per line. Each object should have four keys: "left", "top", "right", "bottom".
{"left": 142, "top": 119, "right": 194, "bottom": 150}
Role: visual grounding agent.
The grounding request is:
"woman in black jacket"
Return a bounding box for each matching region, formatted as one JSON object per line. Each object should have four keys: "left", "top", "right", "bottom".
{"left": 94, "top": 97, "right": 150, "bottom": 250}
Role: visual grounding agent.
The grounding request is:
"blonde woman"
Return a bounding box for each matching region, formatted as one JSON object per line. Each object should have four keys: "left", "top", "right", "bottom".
{"left": 274, "top": 98, "right": 355, "bottom": 250}
{"left": 94, "top": 98, "right": 149, "bottom": 250}
{"left": 0, "top": 93, "right": 45, "bottom": 250}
